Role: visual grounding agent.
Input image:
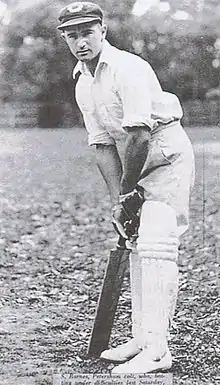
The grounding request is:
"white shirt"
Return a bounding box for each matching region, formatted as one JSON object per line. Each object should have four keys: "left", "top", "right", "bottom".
{"left": 73, "top": 40, "right": 183, "bottom": 146}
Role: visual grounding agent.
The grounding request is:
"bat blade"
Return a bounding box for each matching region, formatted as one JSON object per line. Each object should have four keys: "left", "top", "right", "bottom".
{"left": 87, "top": 240, "right": 131, "bottom": 357}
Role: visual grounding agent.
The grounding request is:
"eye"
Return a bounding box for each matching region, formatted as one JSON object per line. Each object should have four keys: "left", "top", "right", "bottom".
{"left": 83, "top": 30, "right": 93, "bottom": 37}
{"left": 67, "top": 33, "right": 77, "bottom": 39}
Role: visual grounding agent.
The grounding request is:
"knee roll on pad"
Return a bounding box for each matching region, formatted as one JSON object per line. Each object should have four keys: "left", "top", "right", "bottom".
{"left": 137, "top": 201, "right": 179, "bottom": 262}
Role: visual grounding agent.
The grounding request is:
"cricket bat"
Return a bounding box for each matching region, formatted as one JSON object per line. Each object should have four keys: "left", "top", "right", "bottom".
{"left": 87, "top": 236, "right": 131, "bottom": 357}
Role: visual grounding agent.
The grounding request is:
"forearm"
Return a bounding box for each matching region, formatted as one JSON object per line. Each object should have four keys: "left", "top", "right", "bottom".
{"left": 121, "top": 128, "right": 151, "bottom": 194}
{"left": 93, "top": 144, "right": 123, "bottom": 206}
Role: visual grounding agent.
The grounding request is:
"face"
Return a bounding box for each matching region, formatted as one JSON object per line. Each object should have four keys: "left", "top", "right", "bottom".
{"left": 63, "top": 21, "right": 107, "bottom": 62}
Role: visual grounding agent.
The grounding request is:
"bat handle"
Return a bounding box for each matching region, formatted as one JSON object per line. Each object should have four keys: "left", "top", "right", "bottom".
{"left": 117, "top": 236, "right": 127, "bottom": 249}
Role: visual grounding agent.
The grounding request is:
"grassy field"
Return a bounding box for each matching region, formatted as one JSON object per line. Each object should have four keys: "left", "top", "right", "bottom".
{"left": 0, "top": 126, "right": 219, "bottom": 385}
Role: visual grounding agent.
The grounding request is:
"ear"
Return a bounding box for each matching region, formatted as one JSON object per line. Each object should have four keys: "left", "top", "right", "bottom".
{"left": 101, "top": 23, "right": 107, "bottom": 40}
{"left": 61, "top": 32, "right": 66, "bottom": 41}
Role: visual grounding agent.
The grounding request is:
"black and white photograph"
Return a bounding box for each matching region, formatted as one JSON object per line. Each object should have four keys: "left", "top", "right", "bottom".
{"left": 0, "top": 1, "right": 219, "bottom": 384}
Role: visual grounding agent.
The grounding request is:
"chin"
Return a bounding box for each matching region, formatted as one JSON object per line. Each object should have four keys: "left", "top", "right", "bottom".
{"left": 77, "top": 55, "right": 91, "bottom": 62}
{"left": 77, "top": 51, "right": 100, "bottom": 62}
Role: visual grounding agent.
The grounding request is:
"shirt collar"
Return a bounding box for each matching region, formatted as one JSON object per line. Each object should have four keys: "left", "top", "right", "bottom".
{"left": 98, "top": 39, "right": 115, "bottom": 65}
{"left": 72, "top": 40, "right": 115, "bottom": 79}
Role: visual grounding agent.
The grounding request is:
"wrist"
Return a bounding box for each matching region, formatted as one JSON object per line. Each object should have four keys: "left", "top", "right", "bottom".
{"left": 120, "top": 181, "right": 142, "bottom": 196}
{"left": 120, "top": 180, "right": 134, "bottom": 195}
{"left": 120, "top": 186, "right": 145, "bottom": 204}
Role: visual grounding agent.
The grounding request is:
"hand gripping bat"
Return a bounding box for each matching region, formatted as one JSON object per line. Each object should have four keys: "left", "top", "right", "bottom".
{"left": 87, "top": 236, "right": 131, "bottom": 357}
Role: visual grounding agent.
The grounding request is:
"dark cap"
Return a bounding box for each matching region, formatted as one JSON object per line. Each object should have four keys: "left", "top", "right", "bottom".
{"left": 57, "top": 2, "right": 103, "bottom": 30}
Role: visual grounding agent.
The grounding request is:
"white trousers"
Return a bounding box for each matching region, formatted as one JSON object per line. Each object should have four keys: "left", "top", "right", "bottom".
{"left": 130, "top": 200, "right": 181, "bottom": 358}
{"left": 138, "top": 122, "right": 195, "bottom": 235}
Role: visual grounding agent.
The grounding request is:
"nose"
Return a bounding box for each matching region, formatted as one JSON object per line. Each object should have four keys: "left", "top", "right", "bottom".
{"left": 77, "top": 37, "right": 87, "bottom": 50}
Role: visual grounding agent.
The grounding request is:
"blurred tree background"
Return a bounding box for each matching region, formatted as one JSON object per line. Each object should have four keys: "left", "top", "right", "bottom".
{"left": 0, "top": 0, "right": 220, "bottom": 127}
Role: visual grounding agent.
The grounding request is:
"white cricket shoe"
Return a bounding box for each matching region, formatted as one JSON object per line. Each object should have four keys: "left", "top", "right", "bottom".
{"left": 111, "top": 347, "right": 172, "bottom": 374}
{"left": 100, "top": 339, "right": 142, "bottom": 363}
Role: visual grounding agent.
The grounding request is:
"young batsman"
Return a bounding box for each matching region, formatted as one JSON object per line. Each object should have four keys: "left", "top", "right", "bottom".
{"left": 57, "top": 1, "right": 195, "bottom": 373}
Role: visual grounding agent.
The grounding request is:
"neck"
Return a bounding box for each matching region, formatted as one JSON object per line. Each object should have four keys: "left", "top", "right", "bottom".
{"left": 85, "top": 52, "right": 101, "bottom": 77}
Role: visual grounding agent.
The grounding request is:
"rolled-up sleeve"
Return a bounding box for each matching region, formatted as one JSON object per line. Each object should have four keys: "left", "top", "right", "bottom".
{"left": 115, "top": 56, "right": 157, "bottom": 130}
{"left": 82, "top": 112, "right": 115, "bottom": 146}
{"left": 87, "top": 124, "right": 115, "bottom": 147}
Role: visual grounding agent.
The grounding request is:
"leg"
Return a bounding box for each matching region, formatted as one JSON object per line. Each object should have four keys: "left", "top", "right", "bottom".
{"left": 112, "top": 200, "right": 179, "bottom": 373}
